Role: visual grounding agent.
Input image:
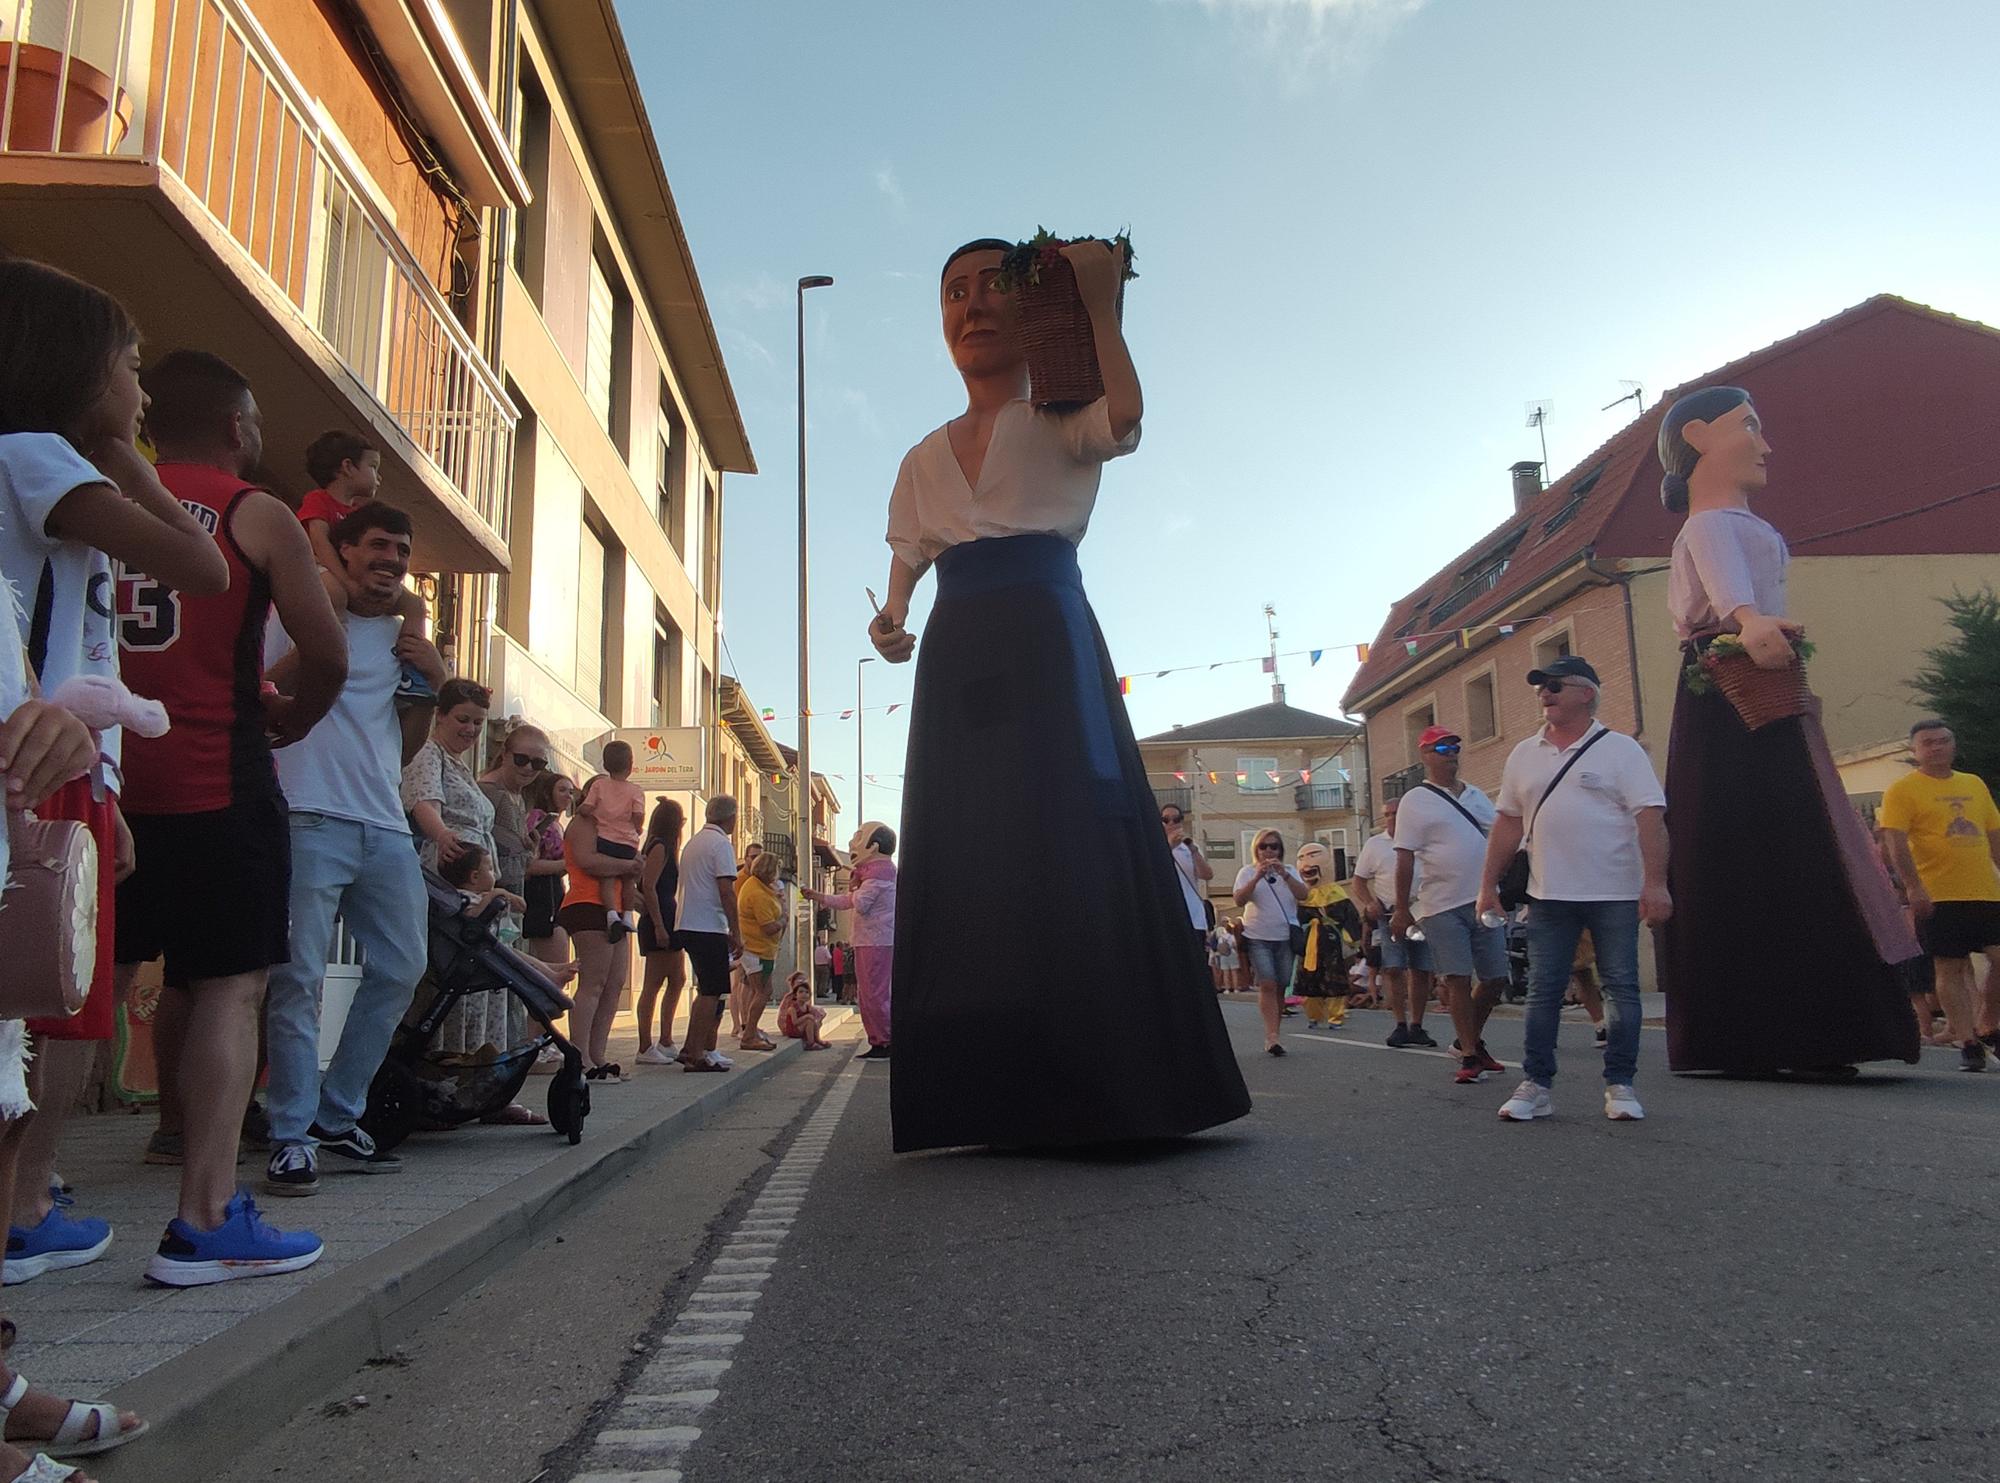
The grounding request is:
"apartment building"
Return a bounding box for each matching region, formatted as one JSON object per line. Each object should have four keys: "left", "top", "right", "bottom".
{"left": 0, "top": 0, "right": 752, "bottom": 807}
{"left": 1138, "top": 700, "right": 1368, "bottom": 909}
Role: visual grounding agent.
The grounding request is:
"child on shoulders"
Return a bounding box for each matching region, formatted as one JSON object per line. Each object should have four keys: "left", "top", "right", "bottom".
{"left": 299, "top": 430, "right": 432, "bottom": 705}
{"left": 576, "top": 740, "right": 646, "bottom": 941}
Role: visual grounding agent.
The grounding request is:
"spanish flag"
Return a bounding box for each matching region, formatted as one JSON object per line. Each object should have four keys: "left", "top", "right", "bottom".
{"left": 1118, "top": 675, "right": 1132, "bottom": 695}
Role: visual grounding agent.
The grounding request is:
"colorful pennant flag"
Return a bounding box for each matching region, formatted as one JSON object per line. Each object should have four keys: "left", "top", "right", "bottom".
{"left": 760, "top": 708, "right": 775, "bottom": 721}
{"left": 1261, "top": 656, "right": 1275, "bottom": 674}
{"left": 887, "top": 703, "right": 901, "bottom": 714}
{"left": 1404, "top": 640, "right": 1418, "bottom": 657}
{"left": 1173, "top": 771, "right": 1187, "bottom": 783}
{"left": 839, "top": 709, "right": 853, "bottom": 720}
{"left": 1357, "top": 643, "right": 1370, "bottom": 662}
{"left": 1236, "top": 771, "right": 1248, "bottom": 784}
{"left": 1300, "top": 769, "right": 1312, "bottom": 784}
{"left": 1309, "top": 649, "right": 1323, "bottom": 665}
{"left": 1206, "top": 771, "right": 1219, "bottom": 784}
{"left": 1118, "top": 676, "right": 1133, "bottom": 695}
{"left": 1459, "top": 628, "right": 1473, "bottom": 648}
{"left": 1498, "top": 623, "right": 1516, "bottom": 636}
{"left": 1267, "top": 771, "right": 1283, "bottom": 784}
{"left": 1156, "top": 670, "right": 1170, "bottom": 679}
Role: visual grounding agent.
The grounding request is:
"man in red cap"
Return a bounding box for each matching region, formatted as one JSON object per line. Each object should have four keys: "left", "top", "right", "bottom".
{"left": 1391, "top": 725, "right": 1508, "bottom": 1084}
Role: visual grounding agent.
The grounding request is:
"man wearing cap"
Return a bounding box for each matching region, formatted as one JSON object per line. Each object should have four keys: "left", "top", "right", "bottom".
{"left": 1391, "top": 725, "right": 1508, "bottom": 1084}
{"left": 1477, "top": 655, "right": 1670, "bottom": 1122}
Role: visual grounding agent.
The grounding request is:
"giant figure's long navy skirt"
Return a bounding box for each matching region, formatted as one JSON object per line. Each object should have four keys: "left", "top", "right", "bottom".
{"left": 1659, "top": 657, "right": 1920, "bottom": 1072}
{"left": 890, "top": 535, "right": 1252, "bottom": 1152}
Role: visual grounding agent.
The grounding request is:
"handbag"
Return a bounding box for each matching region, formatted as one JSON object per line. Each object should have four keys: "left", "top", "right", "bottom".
{"left": 1495, "top": 728, "right": 1610, "bottom": 909}
{"left": 0, "top": 644, "right": 102, "bottom": 1020}
{"left": 1263, "top": 876, "right": 1309, "bottom": 956}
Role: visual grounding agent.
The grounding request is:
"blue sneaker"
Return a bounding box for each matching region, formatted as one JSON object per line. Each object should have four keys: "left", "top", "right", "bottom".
{"left": 144, "top": 1192, "right": 323, "bottom": 1288}
{"left": 4, "top": 1206, "right": 112, "bottom": 1285}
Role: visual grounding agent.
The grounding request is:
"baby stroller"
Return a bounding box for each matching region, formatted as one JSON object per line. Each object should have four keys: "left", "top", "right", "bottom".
{"left": 361, "top": 867, "right": 591, "bottom": 1151}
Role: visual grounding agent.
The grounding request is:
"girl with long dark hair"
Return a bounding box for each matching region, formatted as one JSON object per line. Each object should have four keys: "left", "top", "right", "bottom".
{"left": 865, "top": 238, "right": 1250, "bottom": 1151}
{"left": 1657, "top": 386, "right": 1919, "bottom": 1074}
{"left": 635, "top": 798, "right": 688, "bottom": 1066}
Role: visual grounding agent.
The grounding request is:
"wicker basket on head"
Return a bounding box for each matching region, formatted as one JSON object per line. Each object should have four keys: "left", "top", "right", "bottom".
{"left": 1015, "top": 253, "right": 1124, "bottom": 407}
{"left": 1700, "top": 647, "right": 1814, "bottom": 730}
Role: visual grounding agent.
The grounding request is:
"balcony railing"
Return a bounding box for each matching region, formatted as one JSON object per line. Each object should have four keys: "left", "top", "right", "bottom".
{"left": 1293, "top": 782, "right": 1349, "bottom": 812}
{"left": 760, "top": 831, "right": 797, "bottom": 877}
{"left": 1152, "top": 784, "right": 1192, "bottom": 816}
{"left": 1382, "top": 764, "right": 1423, "bottom": 803}
{"left": 0, "top": 0, "right": 514, "bottom": 543}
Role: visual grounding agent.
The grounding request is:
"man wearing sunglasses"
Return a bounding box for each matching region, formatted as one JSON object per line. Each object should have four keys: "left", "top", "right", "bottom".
{"left": 1392, "top": 725, "right": 1507, "bottom": 1084}
{"left": 1478, "top": 656, "right": 1669, "bottom": 1123}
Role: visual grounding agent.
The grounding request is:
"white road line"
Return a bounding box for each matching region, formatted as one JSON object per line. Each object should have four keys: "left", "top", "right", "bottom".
{"left": 1290, "top": 1033, "right": 1514, "bottom": 1068}
{"left": 566, "top": 1057, "right": 865, "bottom": 1482}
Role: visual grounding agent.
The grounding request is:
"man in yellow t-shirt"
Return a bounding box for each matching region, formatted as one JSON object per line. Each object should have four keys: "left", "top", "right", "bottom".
{"left": 1879, "top": 720, "right": 2000, "bottom": 1072}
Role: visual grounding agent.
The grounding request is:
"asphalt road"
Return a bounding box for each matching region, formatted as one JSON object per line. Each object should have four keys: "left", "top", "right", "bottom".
{"left": 678, "top": 1004, "right": 1997, "bottom": 1482}
{"left": 222, "top": 1002, "right": 1999, "bottom": 1482}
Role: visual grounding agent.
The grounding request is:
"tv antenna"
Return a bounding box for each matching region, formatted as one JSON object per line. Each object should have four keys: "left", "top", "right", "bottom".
{"left": 1525, "top": 399, "right": 1552, "bottom": 482}
{"left": 1601, "top": 381, "right": 1645, "bottom": 418}
{"left": 1264, "top": 602, "right": 1285, "bottom": 703}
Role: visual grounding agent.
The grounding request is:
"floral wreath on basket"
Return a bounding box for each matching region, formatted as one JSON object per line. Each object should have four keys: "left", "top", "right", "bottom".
{"left": 992, "top": 227, "right": 1140, "bottom": 293}
{"left": 1681, "top": 631, "right": 1816, "bottom": 695}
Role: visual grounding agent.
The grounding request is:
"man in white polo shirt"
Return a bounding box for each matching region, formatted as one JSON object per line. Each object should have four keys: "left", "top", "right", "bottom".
{"left": 676, "top": 794, "right": 746, "bottom": 1073}
{"left": 1476, "top": 656, "right": 1670, "bottom": 1123}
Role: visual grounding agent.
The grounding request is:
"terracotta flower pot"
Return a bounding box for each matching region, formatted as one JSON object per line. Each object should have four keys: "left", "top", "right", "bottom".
{"left": 1, "top": 41, "right": 130, "bottom": 153}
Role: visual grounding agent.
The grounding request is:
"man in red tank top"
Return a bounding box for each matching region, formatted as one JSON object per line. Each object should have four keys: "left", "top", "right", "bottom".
{"left": 113, "top": 351, "right": 348, "bottom": 1287}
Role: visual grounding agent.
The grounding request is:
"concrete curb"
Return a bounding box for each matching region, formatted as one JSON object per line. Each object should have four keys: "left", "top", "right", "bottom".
{"left": 95, "top": 1010, "right": 854, "bottom": 1483}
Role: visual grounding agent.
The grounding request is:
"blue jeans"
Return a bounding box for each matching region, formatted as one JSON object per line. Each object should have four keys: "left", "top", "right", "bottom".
{"left": 265, "top": 813, "right": 429, "bottom": 1146}
{"left": 1523, "top": 898, "right": 1641, "bottom": 1088}
{"left": 1245, "top": 937, "right": 1296, "bottom": 991}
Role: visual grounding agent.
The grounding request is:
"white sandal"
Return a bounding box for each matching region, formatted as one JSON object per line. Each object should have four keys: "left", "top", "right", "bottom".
{"left": 0, "top": 1374, "right": 144, "bottom": 1461}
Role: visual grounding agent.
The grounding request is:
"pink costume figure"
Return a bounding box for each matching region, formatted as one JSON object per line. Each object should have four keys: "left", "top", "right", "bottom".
{"left": 806, "top": 822, "right": 897, "bottom": 1061}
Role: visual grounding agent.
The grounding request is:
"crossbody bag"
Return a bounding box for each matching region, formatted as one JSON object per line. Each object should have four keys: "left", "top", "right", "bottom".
{"left": 1497, "top": 727, "right": 1610, "bottom": 907}
{"left": 1261, "top": 875, "right": 1309, "bottom": 956}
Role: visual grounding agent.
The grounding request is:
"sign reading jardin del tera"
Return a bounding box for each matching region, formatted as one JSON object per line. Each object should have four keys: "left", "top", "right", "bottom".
{"left": 588, "top": 727, "right": 705, "bottom": 790}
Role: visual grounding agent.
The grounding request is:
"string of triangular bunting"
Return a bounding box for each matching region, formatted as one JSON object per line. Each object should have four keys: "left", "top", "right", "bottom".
{"left": 734, "top": 602, "right": 1618, "bottom": 723}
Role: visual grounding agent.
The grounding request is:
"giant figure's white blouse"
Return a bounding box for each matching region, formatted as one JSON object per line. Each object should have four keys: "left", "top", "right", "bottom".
{"left": 1668, "top": 507, "right": 1790, "bottom": 640}
{"left": 885, "top": 397, "right": 1139, "bottom": 576}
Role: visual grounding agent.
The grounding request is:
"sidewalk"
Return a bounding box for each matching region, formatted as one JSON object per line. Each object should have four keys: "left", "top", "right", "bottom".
{"left": 5, "top": 1001, "right": 853, "bottom": 1483}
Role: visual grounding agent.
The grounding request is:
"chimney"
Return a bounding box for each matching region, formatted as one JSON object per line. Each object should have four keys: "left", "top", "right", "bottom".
{"left": 1272, "top": 681, "right": 1287, "bottom": 705}
{"left": 1510, "top": 460, "right": 1544, "bottom": 511}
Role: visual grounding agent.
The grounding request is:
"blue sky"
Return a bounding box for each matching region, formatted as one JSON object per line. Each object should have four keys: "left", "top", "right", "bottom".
{"left": 616, "top": 0, "right": 2000, "bottom": 828}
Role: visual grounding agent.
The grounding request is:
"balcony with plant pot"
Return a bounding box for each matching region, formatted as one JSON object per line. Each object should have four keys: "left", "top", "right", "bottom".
{"left": 0, "top": 0, "right": 525, "bottom": 573}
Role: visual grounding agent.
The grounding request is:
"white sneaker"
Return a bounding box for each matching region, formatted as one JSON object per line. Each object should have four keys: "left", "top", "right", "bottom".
{"left": 701, "top": 1051, "right": 734, "bottom": 1071}
{"left": 635, "top": 1043, "right": 677, "bottom": 1066}
{"left": 1604, "top": 1084, "right": 1645, "bottom": 1121}
{"left": 1498, "top": 1079, "right": 1553, "bottom": 1121}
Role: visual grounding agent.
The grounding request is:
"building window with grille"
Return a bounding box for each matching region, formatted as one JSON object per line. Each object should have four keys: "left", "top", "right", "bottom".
{"left": 578, "top": 521, "right": 620, "bottom": 715}
{"left": 586, "top": 248, "right": 631, "bottom": 453}
{"left": 657, "top": 387, "right": 686, "bottom": 555}
{"left": 1534, "top": 629, "right": 1572, "bottom": 671}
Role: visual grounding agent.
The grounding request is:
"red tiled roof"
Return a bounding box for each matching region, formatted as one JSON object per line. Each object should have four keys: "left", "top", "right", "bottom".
{"left": 1342, "top": 295, "right": 2000, "bottom": 710}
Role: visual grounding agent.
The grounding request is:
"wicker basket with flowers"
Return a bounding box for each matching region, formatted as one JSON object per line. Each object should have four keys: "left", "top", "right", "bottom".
{"left": 993, "top": 228, "right": 1137, "bottom": 407}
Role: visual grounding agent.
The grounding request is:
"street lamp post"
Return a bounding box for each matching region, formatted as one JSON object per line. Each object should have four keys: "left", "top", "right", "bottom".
{"left": 796, "top": 274, "right": 833, "bottom": 889}
{"left": 857, "top": 655, "right": 876, "bottom": 826}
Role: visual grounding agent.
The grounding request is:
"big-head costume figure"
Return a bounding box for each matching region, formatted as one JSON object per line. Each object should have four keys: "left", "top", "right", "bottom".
{"left": 1656, "top": 386, "right": 1919, "bottom": 1074}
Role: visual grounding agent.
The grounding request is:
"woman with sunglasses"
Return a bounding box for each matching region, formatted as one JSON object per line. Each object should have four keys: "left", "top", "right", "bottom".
{"left": 479, "top": 722, "right": 554, "bottom": 921}
{"left": 1232, "top": 830, "right": 1311, "bottom": 1055}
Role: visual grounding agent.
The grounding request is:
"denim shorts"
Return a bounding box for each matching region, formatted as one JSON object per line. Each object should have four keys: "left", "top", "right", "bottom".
{"left": 1376, "top": 922, "right": 1432, "bottom": 974}
{"left": 1419, "top": 901, "right": 1508, "bottom": 981}
{"left": 1245, "top": 936, "right": 1297, "bottom": 989}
